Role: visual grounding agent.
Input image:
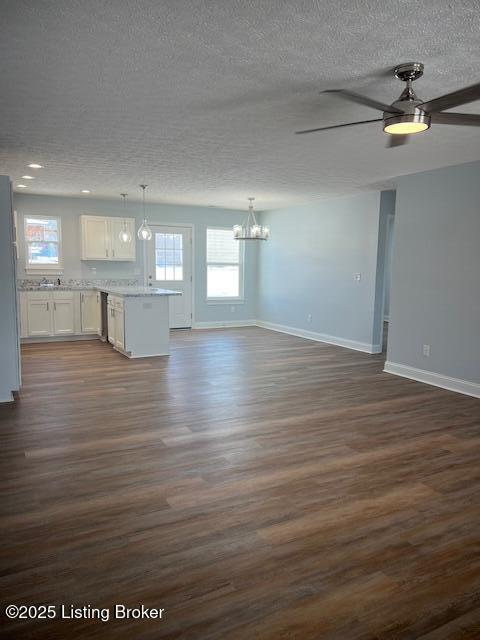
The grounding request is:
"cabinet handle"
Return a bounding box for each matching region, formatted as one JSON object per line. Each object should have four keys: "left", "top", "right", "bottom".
{"left": 46, "top": 302, "right": 49, "bottom": 311}
{"left": 54, "top": 302, "right": 57, "bottom": 311}
{"left": 97, "top": 294, "right": 99, "bottom": 303}
{"left": 106, "top": 248, "right": 109, "bottom": 257}
{"left": 112, "top": 248, "right": 115, "bottom": 257}
{"left": 81, "top": 293, "right": 84, "bottom": 303}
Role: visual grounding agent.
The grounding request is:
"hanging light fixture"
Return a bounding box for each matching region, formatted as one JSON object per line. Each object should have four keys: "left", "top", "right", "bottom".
{"left": 119, "top": 193, "right": 132, "bottom": 243}
{"left": 137, "top": 184, "right": 152, "bottom": 241}
{"left": 233, "top": 197, "right": 269, "bottom": 241}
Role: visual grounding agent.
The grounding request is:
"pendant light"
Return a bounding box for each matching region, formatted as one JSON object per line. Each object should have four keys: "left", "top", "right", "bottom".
{"left": 233, "top": 197, "right": 269, "bottom": 240}
{"left": 137, "top": 184, "right": 152, "bottom": 241}
{"left": 119, "top": 193, "right": 132, "bottom": 243}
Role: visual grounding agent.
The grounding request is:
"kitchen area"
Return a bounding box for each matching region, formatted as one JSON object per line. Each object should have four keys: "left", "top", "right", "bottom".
{"left": 0, "top": 173, "right": 257, "bottom": 402}
{"left": 17, "top": 207, "right": 181, "bottom": 358}
{"left": 18, "top": 282, "right": 180, "bottom": 358}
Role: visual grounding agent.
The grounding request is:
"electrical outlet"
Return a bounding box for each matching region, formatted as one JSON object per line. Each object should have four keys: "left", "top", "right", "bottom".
{"left": 354, "top": 273, "right": 361, "bottom": 282}
{"left": 230, "top": 306, "right": 236, "bottom": 313}
{"left": 423, "top": 344, "right": 430, "bottom": 357}
{"left": 307, "top": 314, "right": 312, "bottom": 323}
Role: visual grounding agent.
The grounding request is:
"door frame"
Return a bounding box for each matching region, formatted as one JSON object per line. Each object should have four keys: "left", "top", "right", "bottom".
{"left": 146, "top": 221, "right": 195, "bottom": 327}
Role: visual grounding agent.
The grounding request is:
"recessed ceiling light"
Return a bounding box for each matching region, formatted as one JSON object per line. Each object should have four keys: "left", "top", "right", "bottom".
{"left": 28, "top": 163, "right": 43, "bottom": 169}
{"left": 17, "top": 184, "right": 27, "bottom": 188}
{"left": 22, "top": 175, "right": 35, "bottom": 180}
{"left": 81, "top": 189, "right": 91, "bottom": 194}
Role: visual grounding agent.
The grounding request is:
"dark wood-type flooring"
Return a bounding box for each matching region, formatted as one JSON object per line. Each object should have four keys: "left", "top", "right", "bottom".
{"left": 1, "top": 327, "right": 480, "bottom": 639}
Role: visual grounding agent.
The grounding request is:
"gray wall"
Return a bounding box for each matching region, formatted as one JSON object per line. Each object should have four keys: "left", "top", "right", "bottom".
{"left": 258, "top": 191, "right": 383, "bottom": 350}
{"left": 14, "top": 193, "right": 258, "bottom": 324}
{"left": 0, "top": 176, "right": 20, "bottom": 401}
{"left": 387, "top": 161, "right": 480, "bottom": 384}
{"left": 383, "top": 211, "right": 395, "bottom": 319}
{"left": 371, "top": 190, "right": 396, "bottom": 348}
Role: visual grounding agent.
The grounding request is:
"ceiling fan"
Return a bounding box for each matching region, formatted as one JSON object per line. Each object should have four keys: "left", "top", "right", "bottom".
{"left": 296, "top": 62, "right": 480, "bottom": 147}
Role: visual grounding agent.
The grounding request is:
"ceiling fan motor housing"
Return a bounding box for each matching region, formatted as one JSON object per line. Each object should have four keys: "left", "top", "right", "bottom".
{"left": 383, "top": 103, "right": 431, "bottom": 133}
{"left": 384, "top": 64, "right": 430, "bottom": 134}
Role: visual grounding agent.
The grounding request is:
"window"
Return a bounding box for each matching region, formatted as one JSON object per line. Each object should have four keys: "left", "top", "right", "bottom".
{"left": 207, "top": 228, "right": 243, "bottom": 299}
{"left": 24, "top": 215, "right": 62, "bottom": 271}
{"left": 155, "top": 232, "right": 183, "bottom": 281}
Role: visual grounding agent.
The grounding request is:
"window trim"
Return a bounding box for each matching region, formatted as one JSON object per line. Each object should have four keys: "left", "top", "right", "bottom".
{"left": 206, "top": 227, "right": 244, "bottom": 302}
{"left": 24, "top": 214, "right": 63, "bottom": 272}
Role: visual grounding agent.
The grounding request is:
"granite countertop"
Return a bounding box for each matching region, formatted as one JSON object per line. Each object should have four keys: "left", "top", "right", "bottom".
{"left": 96, "top": 286, "right": 182, "bottom": 297}
{"left": 18, "top": 283, "right": 97, "bottom": 291}
{"left": 17, "top": 280, "right": 181, "bottom": 297}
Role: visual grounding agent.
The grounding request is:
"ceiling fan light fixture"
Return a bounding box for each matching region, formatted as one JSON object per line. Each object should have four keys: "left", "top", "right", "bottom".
{"left": 383, "top": 113, "right": 430, "bottom": 135}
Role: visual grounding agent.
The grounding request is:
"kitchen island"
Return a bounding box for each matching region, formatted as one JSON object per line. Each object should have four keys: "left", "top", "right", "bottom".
{"left": 96, "top": 286, "right": 181, "bottom": 358}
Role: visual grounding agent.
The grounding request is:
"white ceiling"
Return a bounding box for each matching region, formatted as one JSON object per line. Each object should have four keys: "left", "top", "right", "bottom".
{"left": 1, "top": 0, "right": 479, "bottom": 210}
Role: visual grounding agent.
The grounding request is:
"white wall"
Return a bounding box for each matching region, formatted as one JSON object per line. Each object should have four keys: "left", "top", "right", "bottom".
{"left": 386, "top": 160, "right": 480, "bottom": 396}
{"left": 257, "top": 191, "right": 385, "bottom": 352}
{"left": 14, "top": 193, "right": 258, "bottom": 324}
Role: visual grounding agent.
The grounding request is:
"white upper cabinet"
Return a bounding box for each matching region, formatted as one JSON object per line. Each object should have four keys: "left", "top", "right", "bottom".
{"left": 80, "top": 215, "right": 136, "bottom": 261}
{"left": 81, "top": 216, "right": 110, "bottom": 260}
{"left": 110, "top": 218, "right": 136, "bottom": 260}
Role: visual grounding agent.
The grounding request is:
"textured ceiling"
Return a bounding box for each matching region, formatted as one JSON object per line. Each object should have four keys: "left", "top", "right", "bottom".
{"left": 1, "top": 0, "right": 479, "bottom": 210}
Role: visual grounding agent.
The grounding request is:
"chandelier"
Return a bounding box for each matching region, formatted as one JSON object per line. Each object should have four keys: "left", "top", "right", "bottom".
{"left": 233, "top": 197, "right": 269, "bottom": 241}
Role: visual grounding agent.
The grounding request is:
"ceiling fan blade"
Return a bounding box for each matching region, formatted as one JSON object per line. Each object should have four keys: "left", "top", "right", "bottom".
{"left": 419, "top": 82, "right": 480, "bottom": 113}
{"left": 296, "top": 118, "right": 382, "bottom": 135}
{"left": 387, "top": 134, "right": 409, "bottom": 148}
{"left": 431, "top": 112, "right": 480, "bottom": 126}
{"left": 322, "top": 89, "right": 401, "bottom": 114}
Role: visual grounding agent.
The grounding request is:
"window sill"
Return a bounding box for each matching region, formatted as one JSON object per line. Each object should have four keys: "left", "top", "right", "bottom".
{"left": 25, "top": 268, "right": 64, "bottom": 275}
{"left": 206, "top": 298, "right": 245, "bottom": 305}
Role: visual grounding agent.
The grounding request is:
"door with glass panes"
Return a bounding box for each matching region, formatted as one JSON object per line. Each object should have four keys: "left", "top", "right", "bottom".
{"left": 146, "top": 225, "right": 193, "bottom": 328}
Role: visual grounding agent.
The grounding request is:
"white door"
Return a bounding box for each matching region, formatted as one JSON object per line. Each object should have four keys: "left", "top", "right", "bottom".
{"left": 146, "top": 225, "right": 193, "bottom": 328}
{"left": 110, "top": 218, "right": 136, "bottom": 261}
{"left": 81, "top": 216, "right": 109, "bottom": 259}
{"left": 27, "top": 298, "right": 52, "bottom": 336}
{"left": 81, "top": 291, "right": 101, "bottom": 333}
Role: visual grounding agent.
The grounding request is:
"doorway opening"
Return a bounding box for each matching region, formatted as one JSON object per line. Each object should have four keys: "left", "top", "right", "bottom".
{"left": 145, "top": 224, "right": 193, "bottom": 329}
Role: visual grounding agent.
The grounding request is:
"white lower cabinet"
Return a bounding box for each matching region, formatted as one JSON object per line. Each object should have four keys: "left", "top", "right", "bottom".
{"left": 114, "top": 307, "right": 125, "bottom": 350}
{"left": 107, "top": 299, "right": 115, "bottom": 344}
{"left": 80, "top": 291, "right": 101, "bottom": 334}
{"left": 107, "top": 295, "right": 125, "bottom": 351}
{"left": 27, "top": 294, "right": 52, "bottom": 337}
{"left": 52, "top": 292, "right": 75, "bottom": 335}
{"left": 21, "top": 290, "right": 100, "bottom": 339}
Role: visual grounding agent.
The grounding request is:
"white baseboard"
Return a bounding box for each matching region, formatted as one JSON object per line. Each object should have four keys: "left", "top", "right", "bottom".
{"left": 255, "top": 320, "right": 382, "bottom": 354}
{"left": 384, "top": 361, "right": 480, "bottom": 399}
{"left": 21, "top": 334, "right": 101, "bottom": 344}
{"left": 193, "top": 320, "right": 257, "bottom": 329}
